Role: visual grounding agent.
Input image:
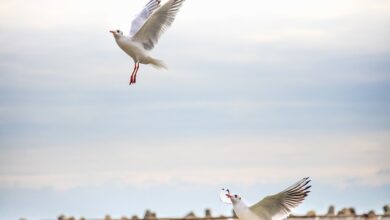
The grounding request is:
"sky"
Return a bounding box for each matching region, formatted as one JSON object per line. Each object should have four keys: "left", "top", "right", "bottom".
{"left": 0, "top": 0, "right": 390, "bottom": 219}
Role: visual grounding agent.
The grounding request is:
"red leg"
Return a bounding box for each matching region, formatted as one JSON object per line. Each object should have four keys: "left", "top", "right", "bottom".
{"left": 133, "top": 63, "right": 140, "bottom": 84}
{"left": 129, "top": 63, "right": 137, "bottom": 85}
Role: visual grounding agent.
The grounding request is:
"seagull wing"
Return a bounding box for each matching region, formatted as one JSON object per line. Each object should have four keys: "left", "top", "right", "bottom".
{"left": 249, "top": 177, "right": 311, "bottom": 220}
{"left": 129, "top": 0, "right": 161, "bottom": 37}
{"left": 131, "top": 0, "right": 185, "bottom": 50}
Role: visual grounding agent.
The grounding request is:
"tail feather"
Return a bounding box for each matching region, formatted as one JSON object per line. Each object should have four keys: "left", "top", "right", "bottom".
{"left": 148, "top": 57, "right": 167, "bottom": 69}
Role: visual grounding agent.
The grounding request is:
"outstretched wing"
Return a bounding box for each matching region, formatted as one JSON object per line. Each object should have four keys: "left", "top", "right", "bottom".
{"left": 129, "top": 0, "right": 161, "bottom": 37}
{"left": 249, "top": 177, "right": 311, "bottom": 220}
{"left": 131, "top": 0, "right": 185, "bottom": 50}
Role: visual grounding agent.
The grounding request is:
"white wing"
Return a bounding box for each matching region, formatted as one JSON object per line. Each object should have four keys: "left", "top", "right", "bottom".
{"left": 249, "top": 177, "right": 311, "bottom": 220}
{"left": 131, "top": 0, "right": 185, "bottom": 50}
{"left": 129, "top": 0, "right": 161, "bottom": 37}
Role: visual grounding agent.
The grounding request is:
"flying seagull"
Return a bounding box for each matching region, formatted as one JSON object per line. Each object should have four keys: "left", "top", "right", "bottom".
{"left": 110, "top": 0, "right": 185, "bottom": 85}
{"left": 221, "top": 177, "right": 311, "bottom": 220}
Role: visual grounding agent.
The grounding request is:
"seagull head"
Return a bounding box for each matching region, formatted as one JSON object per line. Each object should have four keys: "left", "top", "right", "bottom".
{"left": 226, "top": 193, "right": 242, "bottom": 204}
{"left": 109, "top": 29, "right": 123, "bottom": 38}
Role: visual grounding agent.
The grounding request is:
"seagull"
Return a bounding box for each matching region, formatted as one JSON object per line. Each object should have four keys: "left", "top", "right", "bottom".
{"left": 221, "top": 177, "right": 311, "bottom": 220}
{"left": 110, "top": 0, "right": 185, "bottom": 85}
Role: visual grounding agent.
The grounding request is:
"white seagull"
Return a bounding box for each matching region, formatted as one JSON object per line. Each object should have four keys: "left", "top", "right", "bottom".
{"left": 110, "top": 0, "right": 185, "bottom": 85}
{"left": 221, "top": 177, "right": 311, "bottom": 220}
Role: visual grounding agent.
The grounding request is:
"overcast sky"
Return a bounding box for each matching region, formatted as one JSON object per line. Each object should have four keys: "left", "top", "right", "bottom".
{"left": 0, "top": 0, "right": 389, "bottom": 219}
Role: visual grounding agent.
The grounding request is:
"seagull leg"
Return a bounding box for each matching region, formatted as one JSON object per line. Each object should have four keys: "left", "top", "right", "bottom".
{"left": 129, "top": 63, "right": 137, "bottom": 85}
{"left": 133, "top": 62, "right": 140, "bottom": 84}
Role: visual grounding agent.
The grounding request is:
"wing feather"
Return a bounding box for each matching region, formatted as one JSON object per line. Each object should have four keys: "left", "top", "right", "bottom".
{"left": 131, "top": 0, "right": 185, "bottom": 50}
{"left": 129, "top": 0, "right": 161, "bottom": 36}
{"left": 249, "top": 177, "right": 311, "bottom": 220}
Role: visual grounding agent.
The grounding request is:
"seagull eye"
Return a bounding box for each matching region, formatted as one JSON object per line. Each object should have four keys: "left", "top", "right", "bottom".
{"left": 117, "top": 30, "right": 120, "bottom": 33}
{"left": 234, "top": 195, "right": 238, "bottom": 198}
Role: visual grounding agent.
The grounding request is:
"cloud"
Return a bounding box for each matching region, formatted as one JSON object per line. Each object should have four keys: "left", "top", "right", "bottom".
{"left": 1, "top": 131, "right": 389, "bottom": 190}
{"left": 1, "top": 0, "right": 389, "bottom": 105}
{"left": 0, "top": 1, "right": 390, "bottom": 219}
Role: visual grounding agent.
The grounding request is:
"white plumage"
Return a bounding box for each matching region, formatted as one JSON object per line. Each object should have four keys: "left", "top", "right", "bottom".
{"left": 129, "top": 0, "right": 161, "bottom": 37}
{"left": 222, "top": 177, "right": 311, "bottom": 220}
{"left": 110, "top": 0, "right": 185, "bottom": 85}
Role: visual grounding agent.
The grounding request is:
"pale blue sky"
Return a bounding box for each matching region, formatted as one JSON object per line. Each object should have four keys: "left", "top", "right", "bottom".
{"left": 0, "top": 0, "right": 389, "bottom": 219}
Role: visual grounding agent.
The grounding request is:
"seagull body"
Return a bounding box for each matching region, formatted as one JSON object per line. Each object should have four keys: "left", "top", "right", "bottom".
{"left": 222, "top": 177, "right": 311, "bottom": 220}
{"left": 110, "top": 0, "right": 185, "bottom": 85}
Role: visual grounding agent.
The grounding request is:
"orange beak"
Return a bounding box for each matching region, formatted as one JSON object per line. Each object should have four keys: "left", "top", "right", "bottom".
{"left": 226, "top": 194, "right": 233, "bottom": 199}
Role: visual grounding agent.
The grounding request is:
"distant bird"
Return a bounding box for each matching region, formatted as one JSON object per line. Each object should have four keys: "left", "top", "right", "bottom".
{"left": 110, "top": 0, "right": 185, "bottom": 85}
{"left": 220, "top": 177, "right": 311, "bottom": 220}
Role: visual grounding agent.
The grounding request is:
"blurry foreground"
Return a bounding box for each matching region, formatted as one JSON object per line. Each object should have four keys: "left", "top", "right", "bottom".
{"left": 20, "top": 205, "right": 390, "bottom": 220}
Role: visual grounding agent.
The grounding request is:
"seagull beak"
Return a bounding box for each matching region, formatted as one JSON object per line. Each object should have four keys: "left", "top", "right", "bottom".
{"left": 109, "top": 30, "right": 115, "bottom": 34}
{"left": 226, "top": 194, "right": 233, "bottom": 199}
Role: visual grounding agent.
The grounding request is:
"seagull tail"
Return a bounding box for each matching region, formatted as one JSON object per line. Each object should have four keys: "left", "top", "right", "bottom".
{"left": 148, "top": 57, "right": 167, "bottom": 70}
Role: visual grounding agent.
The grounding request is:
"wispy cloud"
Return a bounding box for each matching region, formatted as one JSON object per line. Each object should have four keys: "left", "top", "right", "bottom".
{"left": 1, "top": 132, "right": 389, "bottom": 190}
{"left": 0, "top": 0, "right": 390, "bottom": 218}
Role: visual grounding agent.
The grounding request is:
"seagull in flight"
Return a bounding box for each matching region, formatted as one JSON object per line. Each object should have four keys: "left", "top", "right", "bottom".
{"left": 220, "top": 177, "right": 311, "bottom": 220}
{"left": 110, "top": 0, "right": 185, "bottom": 85}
